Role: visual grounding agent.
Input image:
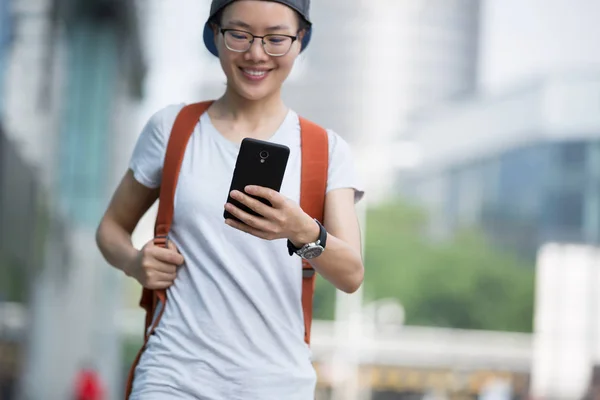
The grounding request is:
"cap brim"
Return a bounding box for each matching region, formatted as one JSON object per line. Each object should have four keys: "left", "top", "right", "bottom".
{"left": 203, "top": 22, "right": 312, "bottom": 57}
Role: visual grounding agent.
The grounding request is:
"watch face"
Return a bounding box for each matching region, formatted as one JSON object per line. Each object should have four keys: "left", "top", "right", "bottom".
{"left": 301, "top": 246, "right": 324, "bottom": 260}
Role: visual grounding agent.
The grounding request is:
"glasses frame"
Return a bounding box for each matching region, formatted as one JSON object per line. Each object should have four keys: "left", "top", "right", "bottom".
{"left": 220, "top": 28, "right": 299, "bottom": 57}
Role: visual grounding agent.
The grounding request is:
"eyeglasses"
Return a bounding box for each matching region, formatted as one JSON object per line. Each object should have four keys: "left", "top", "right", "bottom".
{"left": 220, "top": 28, "right": 298, "bottom": 57}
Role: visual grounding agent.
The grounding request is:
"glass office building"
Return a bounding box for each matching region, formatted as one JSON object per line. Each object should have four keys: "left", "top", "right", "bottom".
{"left": 401, "top": 74, "right": 600, "bottom": 259}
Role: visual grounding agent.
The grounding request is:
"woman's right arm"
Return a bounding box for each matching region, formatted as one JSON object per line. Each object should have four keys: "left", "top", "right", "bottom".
{"left": 96, "top": 169, "right": 158, "bottom": 274}
{"left": 96, "top": 170, "right": 183, "bottom": 288}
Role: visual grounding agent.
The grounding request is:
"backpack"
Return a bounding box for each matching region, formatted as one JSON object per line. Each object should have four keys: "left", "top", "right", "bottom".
{"left": 124, "top": 101, "right": 329, "bottom": 398}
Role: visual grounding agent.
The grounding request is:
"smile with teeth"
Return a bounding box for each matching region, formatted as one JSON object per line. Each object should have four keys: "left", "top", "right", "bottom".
{"left": 243, "top": 69, "right": 268, "bottom": 76}
{"left": 240, "top": 67, "right": 272, "bottom": 81}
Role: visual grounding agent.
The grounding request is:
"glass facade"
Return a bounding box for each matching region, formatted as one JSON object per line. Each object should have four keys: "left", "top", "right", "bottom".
{"left": 57, "top": 18, "right": 118, "bottom": 228}
{"left": 412, "top": 139, "right": 600, "bottom": 260}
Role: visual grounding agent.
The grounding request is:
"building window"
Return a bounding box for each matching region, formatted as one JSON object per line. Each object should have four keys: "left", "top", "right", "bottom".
{"left": 544, "top": 189, "right": 584, "bottom": 233}
{"left": 558, "top": 141, "right": 586, "bottom": 171}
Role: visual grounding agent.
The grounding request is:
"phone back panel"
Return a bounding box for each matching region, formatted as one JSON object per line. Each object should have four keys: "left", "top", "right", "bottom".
{"left": 224, "top": 138, "right": 290, "bottom": 221}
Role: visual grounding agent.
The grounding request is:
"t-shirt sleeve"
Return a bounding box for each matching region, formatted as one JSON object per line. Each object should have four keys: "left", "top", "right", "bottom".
{"left": 129, "top": 103, "right": 185, "bottom": 189}
{"left": 326, "top": 129, "right": 365, "bottom": 203}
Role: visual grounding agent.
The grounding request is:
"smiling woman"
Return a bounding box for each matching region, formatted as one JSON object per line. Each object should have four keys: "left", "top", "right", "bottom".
{"left": 95, "top": 0, "right": 365, "bottom": 399}
{"left": 207, "top": 0, "right": 310, "bottom": 103}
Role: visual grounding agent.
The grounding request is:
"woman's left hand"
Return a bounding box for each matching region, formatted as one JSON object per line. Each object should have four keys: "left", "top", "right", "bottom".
{"left": 224, "top": 185, "right": 319, "bottom": 246}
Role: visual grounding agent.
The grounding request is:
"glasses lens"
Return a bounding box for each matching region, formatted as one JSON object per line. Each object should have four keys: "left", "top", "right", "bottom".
{"left": 224, "top": 30, "right": 251, "bottom": 52}
{"left": 263, "top": 35, "right": 293, "bottom": 56}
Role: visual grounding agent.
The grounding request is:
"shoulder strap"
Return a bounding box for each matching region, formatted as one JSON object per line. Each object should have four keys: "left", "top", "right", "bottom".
{"left": 151, "top": 101, "right": 214, "bottom": 302}
{"left": 126, "top": 101, "right": 212, "bottom": 399}
{"left": 298, "top": 117, "right": 329, "bottom": 345}
{"left": 155, "top": 102, "right": 214, "bottom": 241}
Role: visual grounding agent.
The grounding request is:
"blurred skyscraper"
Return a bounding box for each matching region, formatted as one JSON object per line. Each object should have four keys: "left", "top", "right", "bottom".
{"left": 286, "top": 0, "right": 481, "bottom": 203}
{"left": 357, "top": 0, "right": 481, "bottom": 202}
{"left": 403, "top": 0, "right": 481, "bottom": 116}
{"left": 401, "top": 73, "right": 600, "bottom": 255}
{"left": 400, "top": 0, "right": 600, "bottom": 255}
{"left": 2, "top": 0, "right": 146, "bottom": 398}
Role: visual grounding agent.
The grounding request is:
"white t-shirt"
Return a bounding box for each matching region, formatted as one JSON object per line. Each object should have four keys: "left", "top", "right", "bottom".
{"left": 128, "top": 103, "right": 364, "bottom": 400}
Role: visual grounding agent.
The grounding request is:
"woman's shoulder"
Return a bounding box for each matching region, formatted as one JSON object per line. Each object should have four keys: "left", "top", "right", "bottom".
{"left": 290, "top": 111, "right": 351, "bottom": 151}
{"left": 145, "top": 103, "right": 187, "bottom": 132}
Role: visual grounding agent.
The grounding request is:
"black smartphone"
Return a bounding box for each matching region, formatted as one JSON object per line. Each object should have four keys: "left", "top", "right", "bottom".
{"left": 224, "top": 138, "right": 290, "bottom": 222}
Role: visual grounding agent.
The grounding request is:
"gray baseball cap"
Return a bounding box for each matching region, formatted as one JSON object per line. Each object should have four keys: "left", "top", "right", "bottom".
{"left": 203, "top": 0, "right": 312, "bottom": 57}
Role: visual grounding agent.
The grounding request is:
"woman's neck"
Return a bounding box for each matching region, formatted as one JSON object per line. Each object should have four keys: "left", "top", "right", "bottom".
{"left": 215, "top": 88, "right": 287, "bottom": 127}
{"left": 209, "top": 87, "right": 289, "bottom": 143}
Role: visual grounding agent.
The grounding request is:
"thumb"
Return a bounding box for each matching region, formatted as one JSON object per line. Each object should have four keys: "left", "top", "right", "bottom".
{"left": 166, "top": 239, "right": 184, "bottom": 265}
{"left": 166, "top": 238, "right": 179, "bottom": 253}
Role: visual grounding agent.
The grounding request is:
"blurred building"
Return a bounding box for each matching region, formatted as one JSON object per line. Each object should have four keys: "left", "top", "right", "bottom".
{"left": 532, "top": 243, "right": 600, "bottom": 399}
{"left": 284, "top": 0, "right": 481, "bottom": 142}
{"left": 310, "top": 320, "right": 531, "bottom": 399}
{"left": 0, "top": 2, "right": 42, "bottom": 398}
{"left": 289, "top": 0, "right": 481, "bottom": 203}
{"left": 401, "top": 0, "right": 481, "bottom": 117}
{"left": 0, "top": 127, "right": 45, "bottom": 400}
{"left": 356, "top": 0, "right": 481, "bottom": 203}
{"left": 0, "top": 0, "right": 11, "bottom": 114}
{"left": 1, "top": 0, "right": 146, "bottom": 399}
{"left": 400, "top": 73, "right": 600, "bottom": 259}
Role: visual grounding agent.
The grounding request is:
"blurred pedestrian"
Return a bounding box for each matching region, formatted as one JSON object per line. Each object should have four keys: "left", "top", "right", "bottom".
{"left": 73, "top": 364, "right": 104, "bottom": 400}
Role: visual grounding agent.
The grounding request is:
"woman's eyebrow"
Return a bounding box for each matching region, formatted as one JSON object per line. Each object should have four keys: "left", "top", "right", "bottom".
{"left": 226, "top": 19, "right": 291, "bottom": 31}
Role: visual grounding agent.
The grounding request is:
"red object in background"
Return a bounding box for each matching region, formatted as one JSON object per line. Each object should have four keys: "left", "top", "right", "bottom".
{"left": 74, "top": 368, "right": 104, "bottom": 400}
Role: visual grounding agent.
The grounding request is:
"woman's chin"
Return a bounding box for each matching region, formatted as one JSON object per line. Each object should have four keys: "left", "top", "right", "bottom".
{"left": 233, "top": 84, "right": 276, "bottom": 102}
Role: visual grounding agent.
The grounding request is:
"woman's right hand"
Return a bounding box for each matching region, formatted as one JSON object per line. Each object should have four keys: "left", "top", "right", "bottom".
{"left": 128, "top": 239, "right": 185, "bottom": 289}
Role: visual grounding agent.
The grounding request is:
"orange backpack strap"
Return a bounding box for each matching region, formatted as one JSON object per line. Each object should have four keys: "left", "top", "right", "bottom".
{"left": 125, "top": 101, "right": 213, "bottom": 399}
{"left": 298, "top": 117, "right": 329, "bottom": 345}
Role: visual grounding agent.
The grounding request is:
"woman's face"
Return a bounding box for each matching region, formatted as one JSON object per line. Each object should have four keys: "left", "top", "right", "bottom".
{"left": 215, "top": 0, "right": 303, "bottom": 102}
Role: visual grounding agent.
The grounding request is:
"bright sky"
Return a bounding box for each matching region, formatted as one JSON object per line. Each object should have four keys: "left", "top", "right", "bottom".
{"left": 480, "top": 0, "right": 600, "bottom": 92}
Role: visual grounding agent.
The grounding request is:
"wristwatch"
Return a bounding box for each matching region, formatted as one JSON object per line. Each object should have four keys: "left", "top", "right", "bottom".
{"left": 287, "top": 219, "right": 327, "bottom": 259}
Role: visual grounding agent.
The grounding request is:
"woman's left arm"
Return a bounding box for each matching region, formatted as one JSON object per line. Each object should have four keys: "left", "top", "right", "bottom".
{"left": 297, "top": 188, "right": 364, "bottom": 293}
{"left": 224, "top": 185, "right": 364, "bottom": 294}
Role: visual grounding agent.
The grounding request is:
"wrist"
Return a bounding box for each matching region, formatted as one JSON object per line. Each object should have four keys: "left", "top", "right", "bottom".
{"left": 123, "top": 247, "right": 140, "bottom": 278}
{"left": 290, "top": 216, "right": 320, "bottom": 248}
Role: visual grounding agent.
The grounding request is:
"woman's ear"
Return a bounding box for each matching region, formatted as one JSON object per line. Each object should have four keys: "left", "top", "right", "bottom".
{"left": 297, "top": 29, "right": 306, "bottom": 50}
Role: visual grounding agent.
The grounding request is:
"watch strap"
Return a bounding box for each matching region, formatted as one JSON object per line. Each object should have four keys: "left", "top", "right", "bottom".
{"left": 287, "top": 219, "right": 327, "bottom": 256}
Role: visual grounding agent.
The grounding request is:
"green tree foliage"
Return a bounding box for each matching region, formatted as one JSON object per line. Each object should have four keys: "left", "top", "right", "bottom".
{"left": 313, "top": 199, "right": 535, "bottom": 333}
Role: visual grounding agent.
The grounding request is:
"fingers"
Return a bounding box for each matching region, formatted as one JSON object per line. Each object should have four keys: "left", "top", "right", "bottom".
{"left": 166, "top": 239, "right": 185, "bottom": 265}
{"left": 243, "top": 186, "right": 284, "bottom": 208}
{"left": 135, "top": 238, "right": 185, "bottom": 289}
{"left": 150, "top": 238, "right": 185, "bottom": 266}
{"left": 225, "top": 218, "right": 273, "bottom": 240}
{"left": 224, "top": 202, "right": 271, "bottom": 231}
{"left": 229, "top": 190, "right": 275, "bottom": 218}
{"left": 145, "top": 270, "right": 177, "bottom": 290}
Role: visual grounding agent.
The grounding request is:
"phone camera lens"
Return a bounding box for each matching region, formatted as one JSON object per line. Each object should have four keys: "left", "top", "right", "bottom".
{"left": 259, "top": 150, "right": 269, "bottom": 160}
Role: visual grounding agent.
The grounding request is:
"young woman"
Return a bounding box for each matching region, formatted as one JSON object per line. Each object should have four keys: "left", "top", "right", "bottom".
{"left": 96, "top": 0, "right": 365, "bottom": 398}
